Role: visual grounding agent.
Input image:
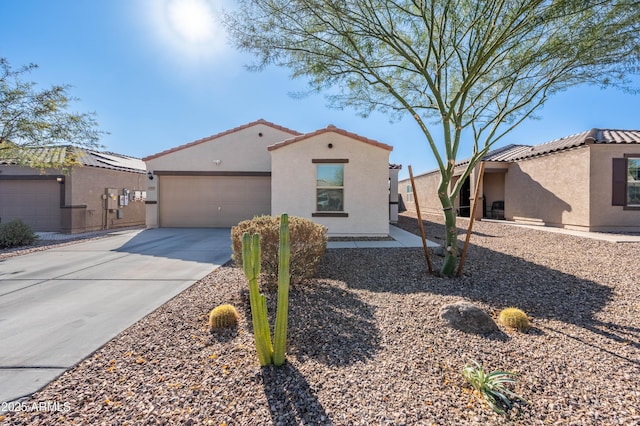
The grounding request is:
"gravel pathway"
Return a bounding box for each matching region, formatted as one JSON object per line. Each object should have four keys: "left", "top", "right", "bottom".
{"left": 2, "top": 213, "right": 639, "bottom": 425}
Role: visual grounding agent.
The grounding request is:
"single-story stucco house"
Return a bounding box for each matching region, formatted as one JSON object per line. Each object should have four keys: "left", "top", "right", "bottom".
{"left": 142, "top": 119, "right": 399, "bottom": 236}
{"left": 400, "top": 129, "right": 640, "bottom": 232}
{"left": 0, "top": 146, "right": 147, "bottom": 233}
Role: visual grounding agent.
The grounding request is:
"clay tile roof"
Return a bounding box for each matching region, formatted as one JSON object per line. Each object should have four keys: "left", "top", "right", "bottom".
{"left": 505, "top": 128, "right": 640, "bottom": 161}
{"left": 267, "top": 124, "right": 393, "bottom": 152}
{"left": 453, "top": 144, "right": 530, "bottom": 167}
{"left": 142, "top": 119, "right": 302, "bottom": 161}
{"left": 409, "top": 128, "right": 640, "bottom": 178}
{"left": 507, "top": 130, "right": 593, "bottom": 160}
{"left": 597, "top": 129, "right": 640, "bottom": 144}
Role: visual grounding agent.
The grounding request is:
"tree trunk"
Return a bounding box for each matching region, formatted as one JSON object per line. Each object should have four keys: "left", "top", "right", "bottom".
{"left": 438, "top": 182, "right": 458, "bottom": 277}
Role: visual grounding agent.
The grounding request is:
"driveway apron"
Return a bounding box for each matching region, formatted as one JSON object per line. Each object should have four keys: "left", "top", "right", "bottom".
{"left": 0, "top": 228, "right": 231, "bottom": 405}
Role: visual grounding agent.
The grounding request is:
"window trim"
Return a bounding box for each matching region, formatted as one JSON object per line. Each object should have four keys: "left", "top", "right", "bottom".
{"left": 312, "top": 212, "right": 349, "bottom": 217}
{"left": 314, "top": 160, "right": 348, "bottom": 216}
{"left": 613, "top": 154, "right": 640, "bottom": 210}
{"left": 312, "top": 159, "right": 349, "bottom": 164}
{"left": 625, "top": 154, "right": 640, "bottom": 209}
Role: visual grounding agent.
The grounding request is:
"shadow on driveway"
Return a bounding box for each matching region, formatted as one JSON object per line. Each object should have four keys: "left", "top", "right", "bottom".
{"left": 114, "top": 228, "right": 232, "bottom": 263}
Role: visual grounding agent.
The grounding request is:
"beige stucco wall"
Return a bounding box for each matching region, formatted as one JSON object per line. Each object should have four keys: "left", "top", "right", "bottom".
{"left": 398, "top": 162, "right": 483, "bottom": 217}
{"left": 270, "top": 132, "right": 391, "bottom": 236}
{"left": 66, "top": 167, "right": 146, "bottom": 232}
{"left": 145, "top": 123, "right": 297, "bottom": 172}
{"left": 399, "top": 144, "right": 640, "bottom": 232}
{"left": 505, "top": 147, "right": 590, "bottom": 228}
{"left": 399, "top": 171, "right": 442, "bottom": 217}
{"left": 144, "top": 123, "right": 298, "bottom": 228}
{"left": 588, "top": 144, "right": 640, "bottom": 231}
{"left": 0, "top": 165, "right": 145, "bottom": 233}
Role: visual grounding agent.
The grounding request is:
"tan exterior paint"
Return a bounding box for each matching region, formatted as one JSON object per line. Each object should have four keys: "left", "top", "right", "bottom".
{"left": 66, "top": 166, "right": 146, "bottom": 232}
{"left": 589, "top": 144, "right": 640, "bottom": 230}
{"left": 402, "top": 161, "right": 477, "bottom": 217}
{"left": 402, "top": 170, "right": 441, "bottom": 216}
{"left": 144, "top": 123, "right": 296, "bottom": 172}
{"left": 0, "top": 164, "right": 146, "bottom": 233}
{"left": 270, "top": 130, "right": 392, "bottom": 236}
{"left": 400, "top": 142, "right": 640, "bottom": 232}
{"left": 158, "top": 175, "right": 270, "bottom": 227}
{"left": 144, "top": 121, "right": 299, "bottom": 228}
{"left": 505, "top": 148, "right": 589, "bottom": 228}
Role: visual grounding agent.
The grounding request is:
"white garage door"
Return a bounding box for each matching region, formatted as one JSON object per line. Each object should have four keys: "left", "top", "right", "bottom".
{"left": 159, "top": 175, "right": 271, "bottom": 227}
{"left": 0, "top": 179, "right": 61, "bottom": 231}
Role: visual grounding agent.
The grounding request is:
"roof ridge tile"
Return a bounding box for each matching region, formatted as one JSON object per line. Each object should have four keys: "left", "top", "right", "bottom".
{"left": 268, "top": 125, "right": 393, "bottom": 152}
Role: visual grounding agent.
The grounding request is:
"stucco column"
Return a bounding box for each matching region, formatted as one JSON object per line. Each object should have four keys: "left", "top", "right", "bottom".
{"left": 471, "top": 164, "right": 485, "bottom": 220}
{"left": 145, "top": 171, "right": 159, "bottom": 228}
{"left": 389, "top": 166, "right": 401, "bottom": 223}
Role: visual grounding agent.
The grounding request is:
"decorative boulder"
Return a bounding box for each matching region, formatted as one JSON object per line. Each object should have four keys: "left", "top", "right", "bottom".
{"left": 439, "top": 301, "right": 498, "bottom": 334}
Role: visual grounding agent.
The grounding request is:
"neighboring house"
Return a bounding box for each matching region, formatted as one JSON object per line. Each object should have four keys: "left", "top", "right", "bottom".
{"left": 400, "top": 129, "right": 640, "bottom": 232}
{"left": 143, "top": 119, "right": 398, "bottom": 236}
{"left": 0, "top": 146, "right": 147, "bottom": 233}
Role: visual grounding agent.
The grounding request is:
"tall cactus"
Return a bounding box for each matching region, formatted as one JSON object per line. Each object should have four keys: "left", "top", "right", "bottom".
{"left": 241, "top": 213, "right": 291, "bottom": 367}
{"left": 273, "top": 213, "right": 290, "bottom": 366}
{"left": 242, "top": 232, "right": 273, "bottom": 366}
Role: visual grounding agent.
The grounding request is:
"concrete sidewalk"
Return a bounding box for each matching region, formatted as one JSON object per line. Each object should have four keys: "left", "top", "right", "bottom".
{"left": 327, "top": 225, "right": 439, "bottom": 249}
{"left": 480, "top": 219, "right": 640, "bottom": 243}
{"left": 0, "top": 228, "right": 232, "bottom": 407}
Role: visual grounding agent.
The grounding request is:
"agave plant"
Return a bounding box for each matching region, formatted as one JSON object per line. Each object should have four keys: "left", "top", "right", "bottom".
{"left": 462, "top": 360, "right": 527, "bottom": 414}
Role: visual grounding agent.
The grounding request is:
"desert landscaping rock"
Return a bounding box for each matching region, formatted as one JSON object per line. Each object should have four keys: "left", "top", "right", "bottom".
{"left": 2, "top": 212, "right": 639, "bottom": 425}
{"left": 439, "top": 301, "right": 499, "bottom": 334}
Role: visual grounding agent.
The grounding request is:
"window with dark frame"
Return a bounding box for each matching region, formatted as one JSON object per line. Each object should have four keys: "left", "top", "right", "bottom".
{"left": 628, "top": 157, "right": 640, "bottom": 207}
{"left": 316, "top": 164, "right": 344, "bottom": 212}
{"left": 612, "top": 155, "right": 640, "bottom": 208}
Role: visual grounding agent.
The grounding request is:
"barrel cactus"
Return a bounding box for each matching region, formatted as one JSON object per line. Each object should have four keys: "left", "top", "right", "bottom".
{"left": 498, "top": 307, "right": 530, "bottom": 331}
{"left": 209, "top": 304, "right": 239, "bottom": 330}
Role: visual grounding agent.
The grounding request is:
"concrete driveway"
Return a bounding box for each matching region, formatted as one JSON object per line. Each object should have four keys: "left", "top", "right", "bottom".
{"left": 0, "top": 228, "right": 232, "bottom": 405}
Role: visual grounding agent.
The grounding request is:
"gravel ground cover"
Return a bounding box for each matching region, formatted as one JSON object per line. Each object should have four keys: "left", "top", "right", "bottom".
{"left": 2, "top": 213, "right": 639, "bottom": 425}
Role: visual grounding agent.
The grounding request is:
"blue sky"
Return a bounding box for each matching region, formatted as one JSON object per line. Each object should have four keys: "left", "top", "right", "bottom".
{"left": 2, "top": 0, "right": 638, "bottom": 179}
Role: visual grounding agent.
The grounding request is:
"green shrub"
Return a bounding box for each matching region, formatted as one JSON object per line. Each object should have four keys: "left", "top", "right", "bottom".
{"left": 0, "top": 219, "right": 38, "bottom": 248}
{"left": 208, "top": 304, "right": 239, "bottom": 329}
{"left": 498, "top": 307, "right": 530, "bottom": 331}
{"left": 231, "top": 215, "right": 327, "bottom": 289}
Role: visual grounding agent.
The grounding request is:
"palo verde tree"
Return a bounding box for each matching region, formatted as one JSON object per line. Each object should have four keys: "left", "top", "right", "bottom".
{"left": 0, "top": 57, "right": 104, "bottom": 169}
{"left": 224, "top": 0, "right": 640, "bottom": 276}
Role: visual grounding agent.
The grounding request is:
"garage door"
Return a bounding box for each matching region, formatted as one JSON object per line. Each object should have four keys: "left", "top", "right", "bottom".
{"left": 0, "top": 179, "right": 61, "bottom": 231}
{"left": 159, "top": 176, "right": 271, "bottom": 227}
